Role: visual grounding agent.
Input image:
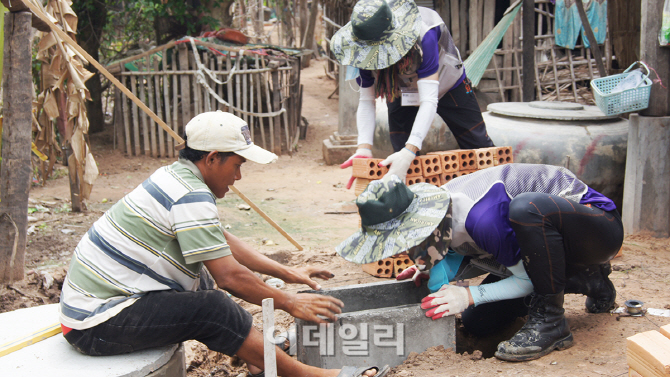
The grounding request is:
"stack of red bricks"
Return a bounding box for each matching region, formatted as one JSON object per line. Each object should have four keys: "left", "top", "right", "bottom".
{"left": 353, "top": 146, "right": 513, "bottom": 196}
{"left": 352, "top": 146, "right": 513, "bottom": 278}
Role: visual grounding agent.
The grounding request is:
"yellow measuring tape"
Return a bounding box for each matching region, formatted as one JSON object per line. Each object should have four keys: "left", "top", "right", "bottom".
{"left": 0, "top": 322, "right": 62, "bottom": 357}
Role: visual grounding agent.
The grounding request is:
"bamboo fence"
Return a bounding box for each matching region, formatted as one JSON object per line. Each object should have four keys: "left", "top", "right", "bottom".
{"left": 110, "top": 39, "right": 303, "bottom": 158}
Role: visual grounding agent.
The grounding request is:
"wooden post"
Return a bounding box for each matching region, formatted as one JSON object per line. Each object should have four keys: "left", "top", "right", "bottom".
{"left": 640, "top": 0, "right": 670, "bottom": 117}
{"left": 271, "top": 67, "right": 282, "bottom": 154}
{"left": 0, "top": 11, "right": 32, "bottom": 283}
{"left": 522, "top": 0, "right": 535, "bottom": 102}
{"left": 262, "top": 298, "right": 278, "bottom": 377}
{"left": 574, "top": 0, "right": 606, "bottom": 78}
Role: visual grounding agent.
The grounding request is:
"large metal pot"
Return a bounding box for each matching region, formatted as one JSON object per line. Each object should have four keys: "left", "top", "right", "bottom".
{"left": 372, "top": 101, "right": 628, "bottom": 208}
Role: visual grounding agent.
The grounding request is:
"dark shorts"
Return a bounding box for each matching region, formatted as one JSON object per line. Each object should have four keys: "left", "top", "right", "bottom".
{"left": 386, "top": 77, "right": 494, "bottom": 152}
{"left": 64, "top": 289, "right": 253, "bottom": 357}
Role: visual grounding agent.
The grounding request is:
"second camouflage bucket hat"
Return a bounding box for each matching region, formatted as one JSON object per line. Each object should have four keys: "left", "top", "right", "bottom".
{"left": 336, "top": 174, "right": 451, "bottom": 265}
{"left": 331, "top": 0, "right": 422, "bottom": 70}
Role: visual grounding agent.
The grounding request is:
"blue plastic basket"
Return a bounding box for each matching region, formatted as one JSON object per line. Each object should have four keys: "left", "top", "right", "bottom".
{"left": 590, "top": 62, "right": 652, "bottom": 116}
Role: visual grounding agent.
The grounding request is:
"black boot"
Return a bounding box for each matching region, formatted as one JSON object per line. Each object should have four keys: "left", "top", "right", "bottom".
{"left": 495, "top": 291, "right": 574, "bottom": 361}
{"left": 565, "top": 262, "right": 616, "bottom": 313}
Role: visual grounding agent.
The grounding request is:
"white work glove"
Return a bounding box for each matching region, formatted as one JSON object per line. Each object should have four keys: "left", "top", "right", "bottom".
{"left": 420, "top": 284, "right": 470, "bottom": 320}
{"left": 395, "top": 265, "right": 429, "bottom": 287}
{"left": 379, "top": 148, "right": 416, "bottom": 182}
{"left": 340, "top": 148, "right": 373, "bottom": 189}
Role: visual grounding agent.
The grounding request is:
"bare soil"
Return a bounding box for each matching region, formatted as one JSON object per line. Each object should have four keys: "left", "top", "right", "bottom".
{"left": 2, "top": 59, "right": 669, "bottom": 377}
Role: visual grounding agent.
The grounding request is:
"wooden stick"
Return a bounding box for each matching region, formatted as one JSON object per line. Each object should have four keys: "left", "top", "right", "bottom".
{"left": 154, "top": 56, "right": 165, "bottom": 157}
{"left": 0, "top": 323, "right": 61, "bottom": 357}
{"left": 262, "top": 298, "right": 278, "bottom": 377}
{"left": 229, "top": 186, "right": 303, "bottom": 251}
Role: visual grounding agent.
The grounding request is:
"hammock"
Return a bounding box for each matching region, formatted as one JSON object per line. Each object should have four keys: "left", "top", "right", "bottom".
{"left": 463, "top": 0, "right": 522, "bottom": 87}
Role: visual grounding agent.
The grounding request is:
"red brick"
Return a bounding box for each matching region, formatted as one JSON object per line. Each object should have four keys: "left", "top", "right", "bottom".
{"left": 352, "top": 158, "right": 388, "bottom": 179}
{"left": 494, "top": 146, "right": 514, "bottom": 166}
{"left": 475, "top": 147, "right": 495, "bottom": 170}
{"left": 362, "top": 258, "right": 394, "bottom": 278}
{"left": 419, "top": 155, "right": 443, "bottom": 177}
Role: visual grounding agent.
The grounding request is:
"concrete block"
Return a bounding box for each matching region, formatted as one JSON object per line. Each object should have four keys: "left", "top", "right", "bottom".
{"left": 494, "top": 146, "right": 513, "bottom": 166}
{"left": 418, "top": 155, "right": 443, "bottom": 177}
{"left": 423, "top": 174, "right": 441, "bottom": 186}
{"left": 0, "top": 304, "right": 183, "bottom": 377}
{"left": 392, "top": 256, "right": 414, "bottom": 277}
{"left": 355, "top": 178, "right": 371, "bottom": 197}
{"left": 475, "top": 147, "right": 495, "bottom": 170}
{"left": 406, "top": 176, "right": 425, "bottom": 185}
{"left": 455, "top": 149, "right": 477, "bottom": 171}
{"left": 323, "top": 138, "right": 358, "bottom": 166}
{"left": 622, "top": 115, "right": 670, "bottom": 236}
{"left": 352, "top": 159, "right": 388, "bottom": 180}
{"left": 296, "top": 280, "right": 456, "bottom": 369}
{"left": 362, "top": 258, "right": 394, "bottom": 278}
{"left": 428, "top": 151, "right": 459, "bottom": 173}
{"left": 406, "top": 157, "right": 423, "bottom": 178}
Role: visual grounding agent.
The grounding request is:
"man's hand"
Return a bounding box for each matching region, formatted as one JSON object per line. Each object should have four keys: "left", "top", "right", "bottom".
{"left": 340, "top": 147, "right": 373, "bottom": 189}
{"left": 395, "top": 265, "right": 429, "bottom": 287}
{"left": 284, "top": 266, "right": 335, "bottom": 290}
{"left": 380, "top": 147, "right": 416, "bottom": 182}
{"left": 285, "top": 293, "right": 344, "bottom": 323}
{"left": 420, "top": 284, "right": 470, "bottom": 320}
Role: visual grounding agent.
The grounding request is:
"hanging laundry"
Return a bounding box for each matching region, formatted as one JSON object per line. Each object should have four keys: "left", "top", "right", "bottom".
{"left": 554, "top": 0, "right": 608, "bottom": 49}
{"left": 555, "top": 0, "right": 583, "bottom": 49}
{"left": 582, "top": 0, "right": 607, "bottom": 48}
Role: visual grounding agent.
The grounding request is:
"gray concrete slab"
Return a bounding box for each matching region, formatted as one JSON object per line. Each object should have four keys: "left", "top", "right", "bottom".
{"left": 296, "top": 280, "right": 455, "bottom": 369}
{"left": 0, "top": 304, "right": 181, "bottom": 377}
{"left": 622, "top": 115, "right": 670, "bottom": 236}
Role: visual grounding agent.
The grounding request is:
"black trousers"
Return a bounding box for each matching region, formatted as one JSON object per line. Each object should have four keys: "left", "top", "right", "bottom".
{"left": 64, "top": 289, "right": 253, "bottom": 356}
{"left": 461, "top": 192, "right": 623, "bottom": 336}
{"left": 387, "top": 77, "right": 494, "bottom": 152}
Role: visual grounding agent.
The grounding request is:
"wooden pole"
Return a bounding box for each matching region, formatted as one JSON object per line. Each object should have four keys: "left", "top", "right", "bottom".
{"left": 262, "top": 298, "right": 278, "bottom": 377}
{"left": 229, "top": 186, "right": 303, "bottom": 251}
{"left": 640, "top": 0, "right": 670, "bottom": 117}
{"left": 0, "top": 11, "right": 32, "bottom": 283}
{"left": 522, "top": 0, "right": 535, "bottom": 102}
{"left": 574, "top": 0, "right": 606, "bottom": 78}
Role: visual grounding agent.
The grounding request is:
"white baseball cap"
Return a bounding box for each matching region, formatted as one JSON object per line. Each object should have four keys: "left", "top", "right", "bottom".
{"left": 178, "top": 111, "right": 278, "bottom": 164}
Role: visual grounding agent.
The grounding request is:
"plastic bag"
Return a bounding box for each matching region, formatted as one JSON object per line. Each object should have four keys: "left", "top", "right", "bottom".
{"left": 661, "top": 0, "right": 670, "bottom": 46}
{"left": 612, "top": 68, "right": 645, "bottom": 93}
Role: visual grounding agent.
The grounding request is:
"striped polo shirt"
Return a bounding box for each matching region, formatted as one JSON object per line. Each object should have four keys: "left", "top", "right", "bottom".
{"left": 59, "top": 159, "right": 231, "bottom": 330}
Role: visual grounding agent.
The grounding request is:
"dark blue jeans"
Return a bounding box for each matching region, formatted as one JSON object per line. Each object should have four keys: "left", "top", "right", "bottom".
{"left": 64, "top": 289, "right": 253, "bottom": 356}
{"left": 387, "top": 77, "right": 494, "bottom": 152}
{"left": 509, "top": 192, "right": 623, "bottom": 295}
{"left": 461, "top": 192, "right": 623, "bottom": 336}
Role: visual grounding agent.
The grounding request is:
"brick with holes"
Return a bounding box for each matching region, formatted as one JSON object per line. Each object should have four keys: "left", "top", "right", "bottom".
{"left": 475, "top": 147, "right": 496, "bottom": 170}
{"left": 494, "top": 146, "right": 514, "bottom": 166}
{"left": 361, "top": 258, "right": 394, "bottom": 278}
{"left": 428, "top": 151, "right": 459, "bottom": 173}
{"left": 419, "top": 155, "right": 443, "bottom": 177}
{"left": 352, "top": 159, "right": 389, "bottom": 180}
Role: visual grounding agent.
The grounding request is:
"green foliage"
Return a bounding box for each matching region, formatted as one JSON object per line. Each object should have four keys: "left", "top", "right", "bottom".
{"left": 84, "top": 0, "right": 227, "bottom": 64}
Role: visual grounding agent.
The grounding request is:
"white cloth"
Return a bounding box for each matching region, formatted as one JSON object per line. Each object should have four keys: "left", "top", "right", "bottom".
{"left": 356, "top": 86, "right": 376, "bottom": 146}
{"left": 406, "top": 80, "right": 439, "bottom": 149}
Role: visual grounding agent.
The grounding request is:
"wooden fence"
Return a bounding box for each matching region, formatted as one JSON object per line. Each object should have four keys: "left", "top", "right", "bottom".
{"left": 110, "top": 39, "right": 303, "bottom": 158}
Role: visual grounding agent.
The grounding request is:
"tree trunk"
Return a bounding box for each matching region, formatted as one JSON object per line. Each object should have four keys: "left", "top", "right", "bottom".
{"left": 0, "top": 11, "right": 32, "bottom": 283}
{"left": 301, "top": 0, "right": 320, "bottom": 68}
{"left": 72, "top": 1, "right": 108, "bottom": 134}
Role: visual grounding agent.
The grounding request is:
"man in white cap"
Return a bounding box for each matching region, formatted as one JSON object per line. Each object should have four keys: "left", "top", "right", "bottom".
{"left": 59, "top": 111, "right": 387, "bottom": 377}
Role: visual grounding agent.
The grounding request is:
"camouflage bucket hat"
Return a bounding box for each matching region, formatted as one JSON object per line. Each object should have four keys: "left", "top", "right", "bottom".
{"left": 336, "top": 174, "right": 452, "bottom": 265}
{"left": 331, "top": 0, "right": 421, "bottom": 70}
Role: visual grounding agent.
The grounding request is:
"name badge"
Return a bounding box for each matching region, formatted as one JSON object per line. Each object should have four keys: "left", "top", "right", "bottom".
{"left": 401, "top": 88, "right": 420, "bottom": 107}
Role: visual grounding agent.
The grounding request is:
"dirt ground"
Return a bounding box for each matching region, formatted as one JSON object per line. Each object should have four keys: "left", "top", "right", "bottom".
{"left": 2, "top": 58, "right": 670, "bottom": 377}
